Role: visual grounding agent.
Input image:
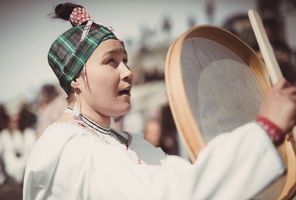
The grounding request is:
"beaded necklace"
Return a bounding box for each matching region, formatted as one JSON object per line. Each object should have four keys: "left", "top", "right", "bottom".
{"left": 65, "top": 107, "right": 118, "bottom": 144}
{"left": 64, "top": 107, "right": 142, "bottom": 164}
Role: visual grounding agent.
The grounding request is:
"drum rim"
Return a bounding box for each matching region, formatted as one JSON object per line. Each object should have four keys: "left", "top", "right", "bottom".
{"left": 165, "top": 25, "right": 270, "bottom": 161}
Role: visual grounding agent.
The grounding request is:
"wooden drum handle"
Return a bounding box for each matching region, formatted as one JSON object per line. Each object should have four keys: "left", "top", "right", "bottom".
{"left": 248, "top": 10, "right": 283, "bottom": 84}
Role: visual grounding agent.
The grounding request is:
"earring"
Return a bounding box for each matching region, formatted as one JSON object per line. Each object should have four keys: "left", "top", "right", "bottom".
{"left": 73, "top": 91, "right": 81, "bottom": 120}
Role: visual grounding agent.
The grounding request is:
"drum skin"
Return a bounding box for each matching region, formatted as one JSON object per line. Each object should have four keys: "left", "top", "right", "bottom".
{"left": 165, "top": 25, "right": 296, "bottom": 199}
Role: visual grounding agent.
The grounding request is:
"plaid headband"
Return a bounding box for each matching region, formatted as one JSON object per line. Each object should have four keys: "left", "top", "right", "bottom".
{"left": 48, "top": 22, "right": 117, "bottom": 94}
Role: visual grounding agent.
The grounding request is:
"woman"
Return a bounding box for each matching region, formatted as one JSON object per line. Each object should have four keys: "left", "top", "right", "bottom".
{"left": 35, "top": 84, "right": 67, "bottom": 137}
{"left": 23, "top": 3, "right": 296, "bottom": 200}
{"left": 0, "top": 104, "right": 10, "bottom": 185}
{"left": 1, "top": 104, "right": 37, "bottom": 183}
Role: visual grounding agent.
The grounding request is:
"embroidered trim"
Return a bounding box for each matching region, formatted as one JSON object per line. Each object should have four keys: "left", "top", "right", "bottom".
{"left": 256, "top": 116, "right": 284, "bottom": 146}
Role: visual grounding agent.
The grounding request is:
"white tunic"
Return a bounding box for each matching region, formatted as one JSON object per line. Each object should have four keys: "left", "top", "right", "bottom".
{"left": 23, "top": 122, "right": 284, "bottom": 200}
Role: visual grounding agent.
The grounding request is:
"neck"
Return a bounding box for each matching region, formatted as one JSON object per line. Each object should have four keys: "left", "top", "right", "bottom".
{"left": 68, "top": 102, "right": 111, "bottom": 129}
{"left": 82, "top": 107, "right": 111, "bottom": 128}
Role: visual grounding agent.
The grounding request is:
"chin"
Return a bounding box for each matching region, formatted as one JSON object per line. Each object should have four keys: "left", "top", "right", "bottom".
{"left": 113, "top": 103, "right": 131, "bottom": 117}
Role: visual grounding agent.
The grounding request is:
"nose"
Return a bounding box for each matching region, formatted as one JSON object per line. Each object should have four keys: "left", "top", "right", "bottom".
{"left": 119, "top": 62, "right": 133, "bottom": 84}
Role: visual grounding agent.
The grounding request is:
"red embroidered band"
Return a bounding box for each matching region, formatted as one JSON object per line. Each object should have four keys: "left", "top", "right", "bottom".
{"left": 70, "top": 7, "right": 92, "bottom": 26}
{"left": 256, "top": 116, "right": 284, "bottom": 146}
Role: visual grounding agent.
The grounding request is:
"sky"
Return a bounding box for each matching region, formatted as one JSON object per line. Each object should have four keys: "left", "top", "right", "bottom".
{"left": 1, "top": 0, "right": 294, "bottom": 104}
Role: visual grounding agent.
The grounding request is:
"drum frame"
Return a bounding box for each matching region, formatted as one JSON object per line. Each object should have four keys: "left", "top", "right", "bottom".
{"left": 165, "top": 25, "right": 296, "bottom": 199}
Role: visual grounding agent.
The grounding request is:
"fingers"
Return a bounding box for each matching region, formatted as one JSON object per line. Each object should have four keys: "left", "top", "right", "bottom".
{"left": 272, "top": 79, "right": 296, "bottom": 97}
{"left": 281, "top": 87, "right": 296, "bottom": 96}
{"left": 273, "top": 78, "right": 291, "bottom": 90}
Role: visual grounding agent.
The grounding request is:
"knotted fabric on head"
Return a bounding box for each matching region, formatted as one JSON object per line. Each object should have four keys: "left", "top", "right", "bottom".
{"left": 70, "top": 7, "right": 91, "bottom": 26}
{"left": 48, "top": 7, "right": 118, "bottom": 94}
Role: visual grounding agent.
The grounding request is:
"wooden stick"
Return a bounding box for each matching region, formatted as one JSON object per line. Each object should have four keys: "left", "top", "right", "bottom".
{"left": 248, "top": 10, "right": 283, "bottom": 85}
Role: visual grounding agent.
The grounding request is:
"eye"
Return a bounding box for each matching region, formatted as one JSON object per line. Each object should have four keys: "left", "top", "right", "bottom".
{"left": 106, "top": 58, "right": 118, "bottom": 67}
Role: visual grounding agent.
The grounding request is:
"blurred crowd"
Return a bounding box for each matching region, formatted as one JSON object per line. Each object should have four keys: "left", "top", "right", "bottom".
{"left": 0, "top": 84, "right": 67, "bottom": 199}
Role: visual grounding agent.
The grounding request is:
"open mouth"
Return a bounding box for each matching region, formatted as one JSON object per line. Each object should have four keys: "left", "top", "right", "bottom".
{"left": 118, "top": 86, "right": 132, "bottom": 96}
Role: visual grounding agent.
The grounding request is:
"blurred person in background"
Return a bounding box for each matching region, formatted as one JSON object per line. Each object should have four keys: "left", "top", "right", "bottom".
{"left": 23, "top": 3, "right": 296, "bottom": 200}
{"left": 0, "top": 104, "right": 10, "bottom": 185}
{"left": 144, "top": 105, "right": 180, "bottom": 156}
{"left": 1, "top": 103, "right": 37, "bottom": 184}
{"left": 0, "top": 105, "right": 10, "bottom": 132}
{"left": 144, "top": 118, "right": 162, "bottom": 147}
{"left": 35, "top": 84, "right": 67, "bottom": 137}
{"left": 159, "top": 104, "right": 179, "bottom": 156}
{"left": 18, "top": 104, "right": 37, "bottom": 158}
{"left": 35, "top": 84, "right": 59, "bottom": 112}
{"left": 257, "top": 17, "right": 296, "bottom": 86}
{"left": 0, "top": 104, "right": 23, "bottom": 200}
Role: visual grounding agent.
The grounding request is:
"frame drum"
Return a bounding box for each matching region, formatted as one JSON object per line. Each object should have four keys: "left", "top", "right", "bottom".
{"left": 165, "top": 25, "right": 296, "bottom": 199}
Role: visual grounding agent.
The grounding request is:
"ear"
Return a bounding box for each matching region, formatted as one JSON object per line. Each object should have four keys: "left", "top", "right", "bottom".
{"left": 70, "top": 75, "right": 84, "bottom": 93}
{"left": 70, "top": 68, "right": 87, "bottom": 93}
{"left": 70, "top": 79, "right": 80, "bottom": 89}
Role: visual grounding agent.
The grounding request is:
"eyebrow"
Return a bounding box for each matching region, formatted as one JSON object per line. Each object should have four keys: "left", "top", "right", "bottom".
{"left": 103, "top": 48, "right": 127, "bottom": 56}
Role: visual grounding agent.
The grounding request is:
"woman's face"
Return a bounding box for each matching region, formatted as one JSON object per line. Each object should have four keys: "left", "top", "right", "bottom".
{"left": 74, "top": 39, "right": 133, "bottom": 118}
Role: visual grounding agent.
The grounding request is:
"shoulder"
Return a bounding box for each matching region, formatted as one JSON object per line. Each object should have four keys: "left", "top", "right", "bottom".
{"left": 32, "top": 123, "right": 79, "bottom": 151}
{"left": 28, "top": 122, "right": 115, "bottom": 168}
{"left": 110, "top": 128, "right": 167, "bottom": 165}
{"left": 27, "top": 123, "right": 89, "bottom": 168}
{"left": 123, "top": 131, "right": 167, "bottom": 165}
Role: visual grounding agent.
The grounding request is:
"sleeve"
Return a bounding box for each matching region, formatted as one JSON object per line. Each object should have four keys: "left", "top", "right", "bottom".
{"left": 88, "top": 122, "right": 285, "bottom": 200}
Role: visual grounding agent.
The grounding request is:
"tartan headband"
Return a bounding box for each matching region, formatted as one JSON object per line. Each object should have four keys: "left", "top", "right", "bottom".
{"left": 48, "top": 19, "right": 117, "bottom": 94}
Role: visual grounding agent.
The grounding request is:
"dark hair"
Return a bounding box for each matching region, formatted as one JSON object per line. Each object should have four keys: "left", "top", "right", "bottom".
{"left": 159, "top": 104, "right": 179, "bottom": 155}
{"left": 0, "top": 104, "right": 10, "bottom": 131}
{"left": 51, "top": 3, "right": 83, "bottom": 26}
{"left": 39, "top": 84, "right": 59, "bottom": 104}
{"left": 18, "top": 104, "right": 37, "bottom": 132}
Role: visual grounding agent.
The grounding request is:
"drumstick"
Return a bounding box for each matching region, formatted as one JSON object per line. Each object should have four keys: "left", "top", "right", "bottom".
{"left": 248, "top": 9, "right": 283, "bottom": 85}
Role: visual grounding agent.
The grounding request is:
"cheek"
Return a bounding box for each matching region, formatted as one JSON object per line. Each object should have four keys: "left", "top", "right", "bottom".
{"left": 81, "top": 66, "right": 130, "bottom": 116}
{"left": 87, "top": 69, "right": 120, "bottom": 98}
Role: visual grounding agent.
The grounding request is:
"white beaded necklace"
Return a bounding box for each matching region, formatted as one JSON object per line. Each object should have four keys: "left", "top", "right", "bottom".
{"left": 65, "top": 107, "right": 142, "bottom": 164}
{"left": 65, "top": 107, "right": 120, "bottom": 144}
